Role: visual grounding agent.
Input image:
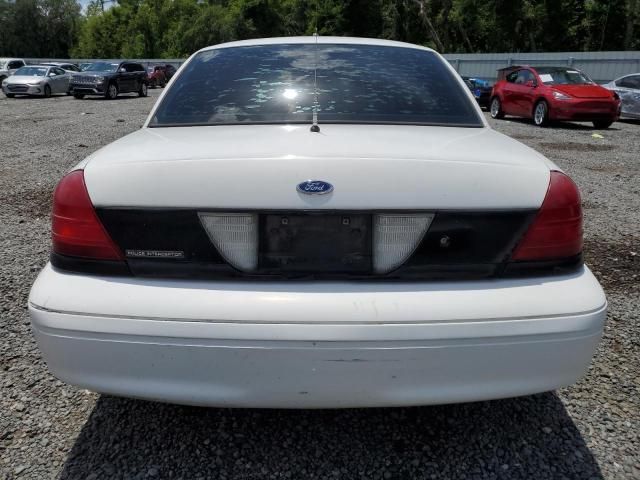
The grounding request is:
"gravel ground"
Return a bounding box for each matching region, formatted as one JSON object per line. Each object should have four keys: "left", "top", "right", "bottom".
{"left": 1, "top": 91, "right": 638, "bottom": 480}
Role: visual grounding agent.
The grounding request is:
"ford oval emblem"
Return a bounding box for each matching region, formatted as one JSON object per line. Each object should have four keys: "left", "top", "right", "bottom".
{"left": 296, "top": 180, "right": 334, "bottom": 195}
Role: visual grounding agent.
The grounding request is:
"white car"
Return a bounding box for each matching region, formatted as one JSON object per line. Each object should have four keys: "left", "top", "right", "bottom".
{"left": 29, "top": 37, "right": 606, "bottom": 408}
{"left": 603, "top": 73, "right": 640, "bottom": 120}
{"left": 0, "top": 57, "right": 26, "bottom": 83}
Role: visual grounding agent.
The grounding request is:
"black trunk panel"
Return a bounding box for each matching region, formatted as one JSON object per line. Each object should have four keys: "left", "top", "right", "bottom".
{"left": 87, "top": 208, "right": 579, "bottom": 280}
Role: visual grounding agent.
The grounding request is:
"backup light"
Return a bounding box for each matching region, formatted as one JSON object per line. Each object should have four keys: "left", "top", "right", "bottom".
{"left": 199, "top": 213, "right": 258, "bottom": 272}
{"left": 373, "top": 214, "right": 434, "bottom": 274}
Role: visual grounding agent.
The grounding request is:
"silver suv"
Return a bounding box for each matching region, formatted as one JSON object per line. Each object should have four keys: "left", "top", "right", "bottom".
{"left": 0, "top": 58, "right": 26, "bottom": 83}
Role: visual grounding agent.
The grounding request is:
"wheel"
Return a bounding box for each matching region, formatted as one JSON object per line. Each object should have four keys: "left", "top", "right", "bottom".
{"left": 0, "top": 75, "right": 6, "bottom": 83}
{"left": 593, "top": 120, "right": 613, "bottom": 129}
{"left": 105, "top": 83, "right": 118, "bottom": 100}
{"left": 138, "top": 82, "right": 148, "bottom": 97}
{"left": 490, "top": 97, "right": 504, "bottom": 119}
{"left": 149, "top": 79, "right": 156, "bottom": 89}
{"left": 160, "top": 80, "right": 166, "bottom": 88}
{"left": 5, "top": 93, "right": 14, "bottom": 98}
{"left": 73, "top": 93, "right": 85, "bottom": 99}
{"left": 533, "top": 100, "right": 550, "bottom": 127}
{"left": 44, "top": 84, "right": 51, "bottom": 98}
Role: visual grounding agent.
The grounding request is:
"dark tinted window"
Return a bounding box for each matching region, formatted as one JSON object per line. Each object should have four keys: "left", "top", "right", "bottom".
{"left": 8, "top": 60, "right": 24, "bottom": 69}
{"left": 506, "top": 71, "right": 518, "bottom": 83}
{"left": 515, "top": 70, "right": 534, "bottom": 84}
{"left": 150, "top": 44, "right": 482, "bottom": 127}
{"left": 618, "top": 75, "right": 640, "bottom": 89}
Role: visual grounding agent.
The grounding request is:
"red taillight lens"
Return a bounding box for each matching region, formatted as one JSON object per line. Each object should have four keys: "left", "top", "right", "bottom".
{"left": 511, "top": 171, "right": 582, "bottom": 261}
{"left": 52, "top": 170, "right": 123, "bottom": 260}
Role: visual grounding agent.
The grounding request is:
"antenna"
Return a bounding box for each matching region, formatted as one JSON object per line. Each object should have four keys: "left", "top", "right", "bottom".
{"left": 310, "top": 30, "right": 320, "bottom": 133}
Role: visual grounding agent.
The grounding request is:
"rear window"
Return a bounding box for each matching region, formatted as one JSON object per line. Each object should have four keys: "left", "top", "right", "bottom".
{"left": 149, "top": 44, "right": 482, "bottom": 128}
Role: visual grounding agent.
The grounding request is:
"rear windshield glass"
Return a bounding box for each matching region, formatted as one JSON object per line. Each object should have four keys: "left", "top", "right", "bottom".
{"left": 149, "top": 44, "right": 482, "bottom": 127}
{"left": 14, "top": 67, "right": 47, "bottom": 77}
{"left": 535, "top": 67, "right": 593, "bottom": 85}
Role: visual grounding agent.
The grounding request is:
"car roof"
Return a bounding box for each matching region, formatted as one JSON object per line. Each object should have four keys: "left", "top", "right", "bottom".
{"left": 0, "top": 57, "right": 24, "bottom": 61}
{"left": 530, "top": 66, "right": 577, "bottom": 71}
{"left": 617, "top": 72, "right": 640, "bottom": 79}
{"left": 13, "top": 65, "right": 51, "bottom": 73}
{"left": 197, "top": 36, "right": 437, "bottom": 54}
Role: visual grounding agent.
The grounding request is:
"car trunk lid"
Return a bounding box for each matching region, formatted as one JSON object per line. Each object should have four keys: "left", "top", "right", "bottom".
{"left": 84, "top": 124, "right": 550, "bottom": 210}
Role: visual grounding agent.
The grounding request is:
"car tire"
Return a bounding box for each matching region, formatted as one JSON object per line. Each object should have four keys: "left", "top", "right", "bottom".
{"left": 138, "top": 82, "right": 148, "bottom": 97}
{"left": 6, "top": 93, "right": 15, "bottom": 98}
{"left": 44, "top": 85, "right": 51, "bottom": 98}
{"left": 160, "top": 80, "right": 166, "bottom": 88}
{"left": 490, "top": 97, "right": 504, "bottom": 119}
{"left": 593, "top": 120, "right": 613, "bottom": 129}
{"left": 73, "top": 93, "right": 85, "bottom": 99}
{"left": 105, "top": 83, "right": 118, "bottom": 100}
{"left": 533, "top": 100, "right": 550, "bottom": 127}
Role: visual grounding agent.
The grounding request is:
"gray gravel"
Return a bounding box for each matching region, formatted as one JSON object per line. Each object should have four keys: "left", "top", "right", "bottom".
{"left": 1, "top": 92, "right": 638, "bottom": 479}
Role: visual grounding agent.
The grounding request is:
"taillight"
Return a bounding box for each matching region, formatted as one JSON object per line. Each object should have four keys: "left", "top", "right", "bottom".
{"left": 52, "top": 170, "right": 123, "bottom": 260}
{"left": 511, "top": 171, "right": 582, "bottom": 261}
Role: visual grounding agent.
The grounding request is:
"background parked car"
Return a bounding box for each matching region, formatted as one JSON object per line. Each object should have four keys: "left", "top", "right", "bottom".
{"left": 79, "top": 63, "right": 94, "bottom": 71}
{"left": 461, "top": 75, "right": 492, "bottom": 109}
{"left": 2, "top": 65, "right": 71, "bottom": 98}
{"left": 603, "top": 73, "right": 640, "bottom": 120}
{"left": 163, "top": 64, "right": 177, "bottom": 81}
{"left": 147, "top": 65, "right": 167, "bottom": 88}
{"left": 70, "top": 61, "right": 148, "bottom": 100}
{"left": 490, "top": 65, "right": 620, "bottom": 128}
{"left": 0, "top": 58, "right": 26, "bottom": 83}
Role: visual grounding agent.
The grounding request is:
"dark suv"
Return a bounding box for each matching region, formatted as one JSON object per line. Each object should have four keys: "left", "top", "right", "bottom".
{"left": 70, "top": 61, "right": 148, "bottom": 100}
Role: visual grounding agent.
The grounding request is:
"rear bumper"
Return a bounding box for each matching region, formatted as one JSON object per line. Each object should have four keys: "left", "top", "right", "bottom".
{"left": 29, "top": 264, "right": 607, "bottom": 408}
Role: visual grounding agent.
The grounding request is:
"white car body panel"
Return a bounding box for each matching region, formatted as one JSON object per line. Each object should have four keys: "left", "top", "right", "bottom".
{"left": 604, "top": 75, "right": 640, "bottom": 119}
{"left": 30, "top": 264, "right": 606, "bottom": 408}
{"left": 84, "top": 124, "right": 551, "bottom": 209}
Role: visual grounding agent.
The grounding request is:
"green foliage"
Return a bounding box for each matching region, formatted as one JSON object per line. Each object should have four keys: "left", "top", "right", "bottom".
{"left": 0, "top": 0, "right": 639, "bottom": 58}
{"left": 0, "top": 0, "right": 82, "bottom": 57}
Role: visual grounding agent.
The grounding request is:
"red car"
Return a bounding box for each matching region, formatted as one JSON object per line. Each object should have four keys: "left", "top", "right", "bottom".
{"left": 490, "top": 66, "right": 621, "bottom": 128}
{"left": 147, "top": 65, "right": 168, "bottom": 88}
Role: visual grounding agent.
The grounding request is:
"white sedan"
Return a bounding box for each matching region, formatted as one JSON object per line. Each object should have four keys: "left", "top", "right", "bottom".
{"left": 29, "top": 37, "right": 606, "bottom": 408}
